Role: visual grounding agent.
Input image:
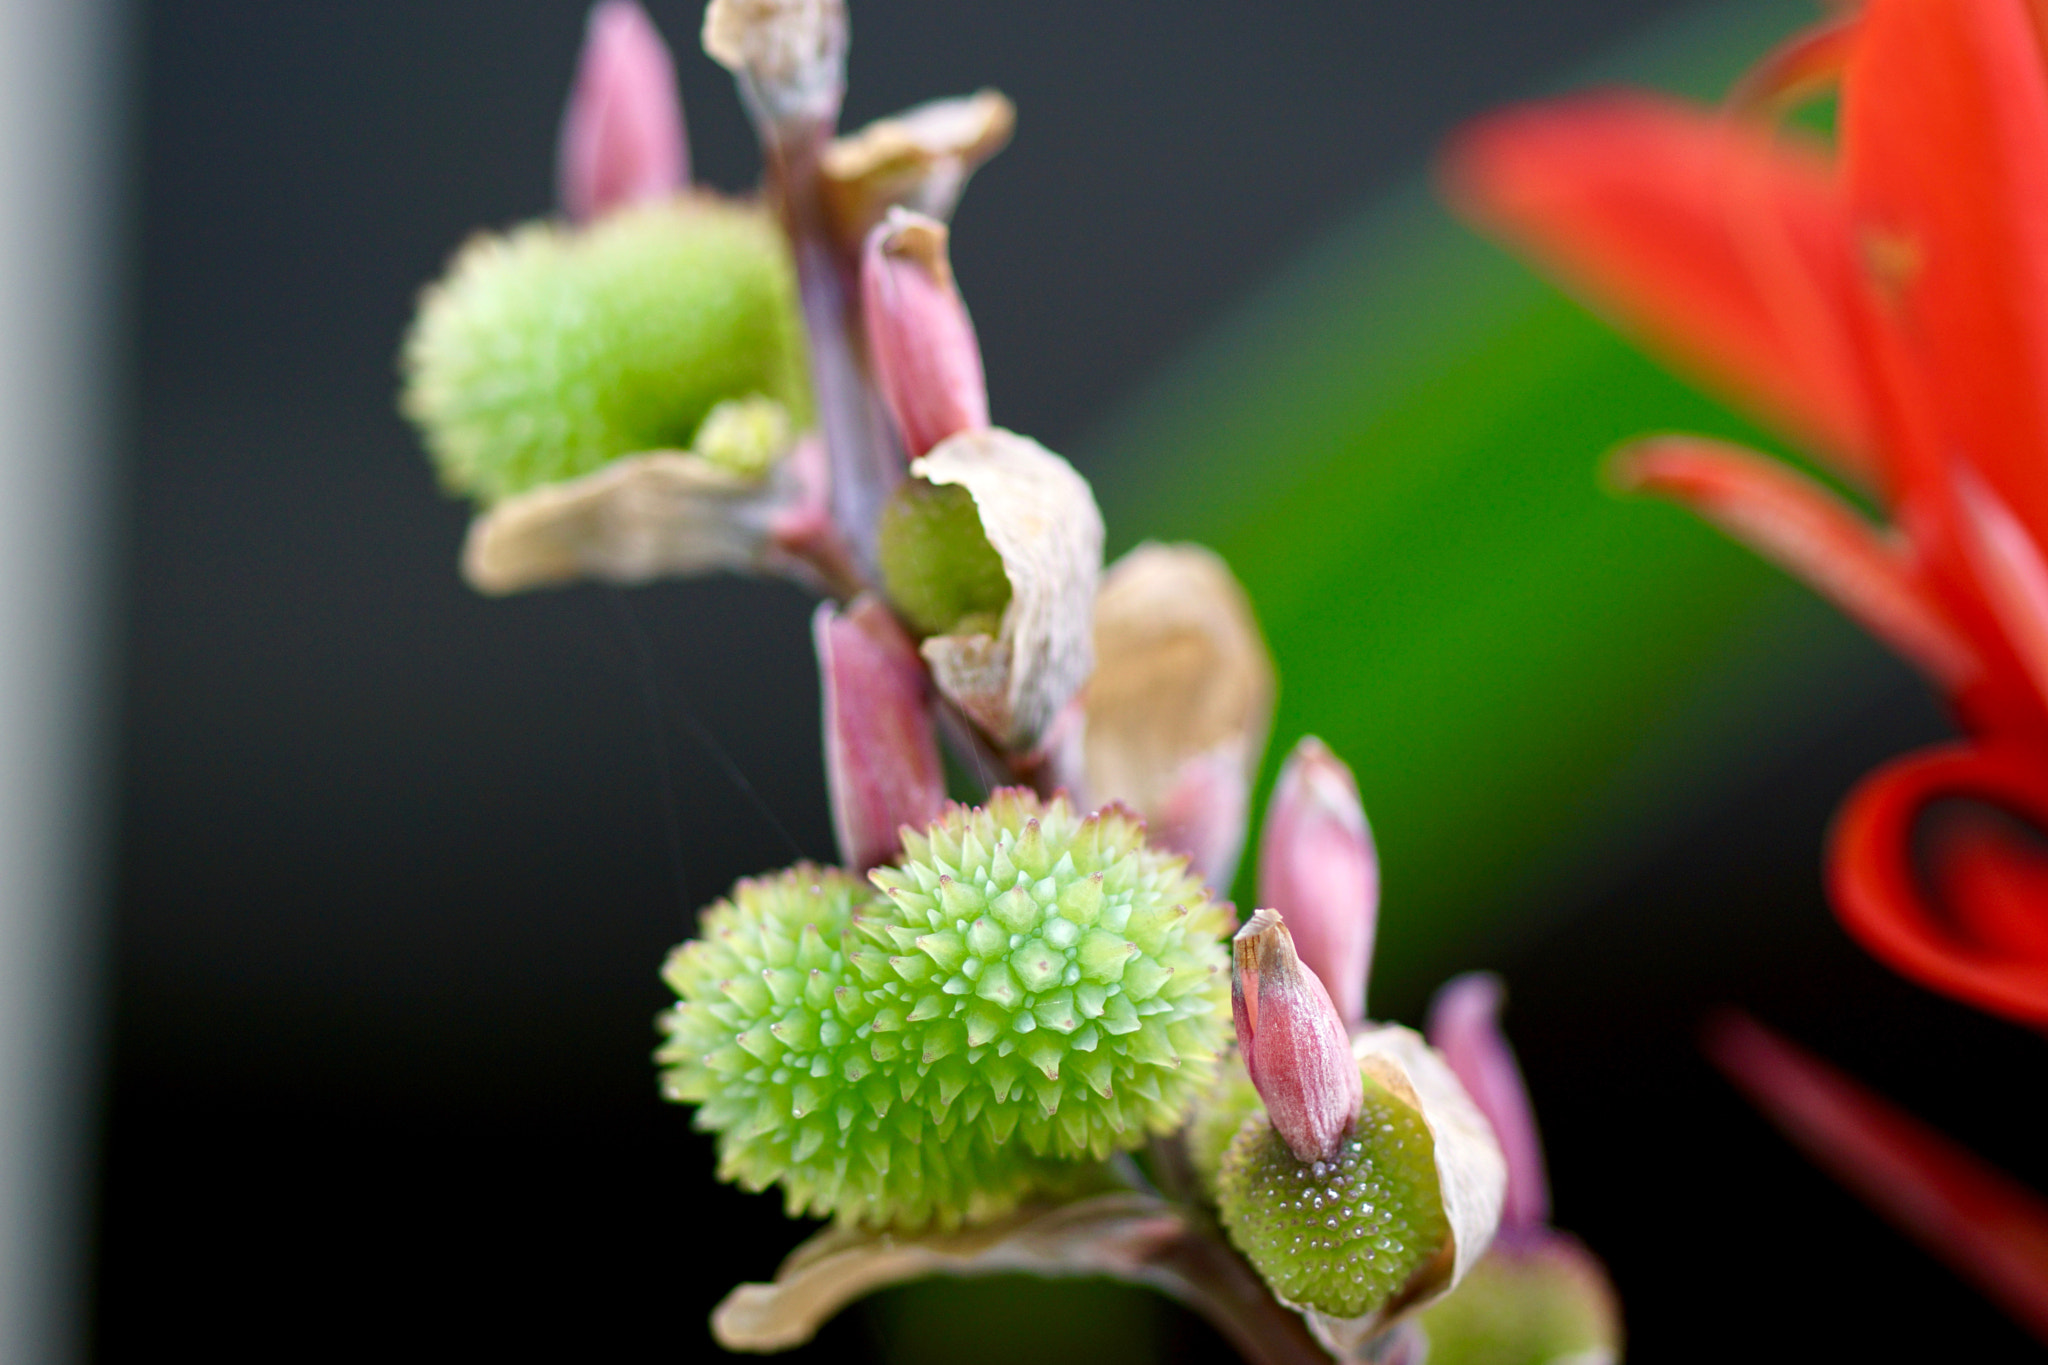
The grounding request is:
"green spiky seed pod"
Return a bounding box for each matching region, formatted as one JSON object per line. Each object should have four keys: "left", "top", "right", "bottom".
{"left": 1216, "top": 1078, "right": 1452, "bottom": 1318}
{"left": 866, "top": 790, "right": 1233, "bottom": 1162}
{"left": 659, "top": 865, "right": 1064, "bottom": 1231}
{"left": 875, "top": 478, "right": 1012, "bottom": 638}
{"left": 401, "top": 194, "right": 809, "bottom": 505}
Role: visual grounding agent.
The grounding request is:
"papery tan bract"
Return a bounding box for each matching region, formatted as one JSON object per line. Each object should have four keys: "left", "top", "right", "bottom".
{"left": 711, "top": 1192, "right": 1189, "bottom": 1351}
{"left": 701, "top": 0, "right": 846, "bottom": 130}
{"left": 823, "top": 91, "right": 1016, "bottom": 243}
{"left": 460, "top": 440, "right": 824, "bottom": 594}
{"left": 912, "top": 430, "right": 1104, "bottom": 750}
{"left": 1083, "top": 543, "right": 1274, "bottom": 889}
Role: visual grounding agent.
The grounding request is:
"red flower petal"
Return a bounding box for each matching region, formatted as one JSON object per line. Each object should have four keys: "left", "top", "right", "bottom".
{"left": 1726, "top": 14, "right": 1863, "bottom": 119}
{"left": 1705, "top": 1011, "right": 2048, "bottom": 1344}
{"left": 1842, "top": 0, "right": 2048, "bottom": 542}
{"left": 1613, "top": 436, "right": 1977, "bottom": 688}
{"left": 1443, "top": 93, "right": 1878, "bottom": 483}
{"left": 1829, "top": 742, "right": 2048, "bottom": 1029}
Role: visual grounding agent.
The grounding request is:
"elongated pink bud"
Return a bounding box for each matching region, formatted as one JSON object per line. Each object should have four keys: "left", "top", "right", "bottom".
{"left": 559, "top": 1, "right": 689, "bottom": 223}
{"left": 1150, "top": 748, "right": 1253, "bottom": 892}
{"left": 1232, "top": 908, "right": 1364, "bottom": 1163}
{"left": 1257, "top": 737, "right": 1377, "bottom": 1029}
{"left": 1426, "top": 973, "right": 1549, "bottom": 1232}
{"left": 815, "top": 595, "right": 947, "bottom": 871}
{"left": 861, "top": 208, "right": 989, "bottom": 459}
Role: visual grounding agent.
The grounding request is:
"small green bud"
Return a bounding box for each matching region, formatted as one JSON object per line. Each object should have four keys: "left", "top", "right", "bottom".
{"left": 659, "top": 865, "right": 1061, "bottom": 1231}
{"left": 691, "top": 394, "right": 794, "bottom": 477}
{"left": 868, "top": 790, "right": 1234, "bottom": 1162}
{"left": 875, "top": 477, "right": 1012, "bottom": 638}
{"left": 1216, "top": 1077, "right": 1452, "bottom": 1319}
{"left": 402, "top": 195, "right": 809, "bottom": 505}
{"left": 1413, "top": 1237, "right": 1622, "bottom": 1365}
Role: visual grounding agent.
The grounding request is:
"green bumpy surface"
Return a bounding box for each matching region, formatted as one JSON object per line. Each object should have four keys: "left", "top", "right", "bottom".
{"left": 657, "top": 795, "right": 1233, "bottom": 1231}
{"left": 659, "top": 866, "right": 1062, "bottom": 1231}
{"left": 401, "top": 194, "right": 808, "bottom": 505}
{"left": 864, "top": 792, "right": 1234, "bottom": 1163}
{"left": 1415, "top": 1238, "right": 1619, "bottom": 1365}
{"left": 1216, "top": 1080, "right": 1451, "bottom": 1318}
{"left": 876, "top": 478, "right": 1014, "bottom": 638}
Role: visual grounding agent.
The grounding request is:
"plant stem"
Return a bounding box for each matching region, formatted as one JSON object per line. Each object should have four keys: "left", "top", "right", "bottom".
{"left": 1142, "top": 1223, "right": 1336, "bottom": 1365}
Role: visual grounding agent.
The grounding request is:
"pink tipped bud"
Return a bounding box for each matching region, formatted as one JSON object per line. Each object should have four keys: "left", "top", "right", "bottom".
{"left": 558, "top": 1, "right": 689, "bottom": 223}
{"left": 1426, "top": 973, "right": 1549, "bottom": 1232}
{"left": 815, "top": 595, "right": 947, "bottom": 871}
{"left": 1257, "top": 737, "right": 1377, "bottom": 1030}
{"left": 1232, "top": 908, "right": 1364, "bottom": 1163}
{"left": 861, "top": 208, "right": 989, "bottom": 459}
{"left": 1151, "top": 748, "right": 1253, "bottom": 892}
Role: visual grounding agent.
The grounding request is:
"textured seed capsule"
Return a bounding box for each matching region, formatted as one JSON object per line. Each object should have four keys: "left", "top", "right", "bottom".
{"left": 865, "top": 790, "right": 1234, "bottom": 1162}
{"left": 1216, "top": 1078, "right": 1451, "bottom": 1318}
{"left": 402, "top": 195, "right": 808, "bottom": 505}
{"left": 658, "top": 791, "right": 1234, "bottom": 1230}
{"left": 658, "top": 865, "right": 1059, "bottom": 1231}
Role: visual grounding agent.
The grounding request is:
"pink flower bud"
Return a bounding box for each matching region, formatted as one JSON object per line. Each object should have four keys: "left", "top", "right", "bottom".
{"left": 1150, "top": 748, "right": 1253, "bottom": 892}
{"left": 814, "top": 596, "right": 947, "bottom": 871}
{"left": 558, "top": 1, "right": 689, "bottom": 223}
{"left": 1257, "top": 737, "right": 1377, "bottom": 1030}
{"left": 1426, "top": 972, "right": 1549, "bottom": 1232}
{"left": 861, "top": 209, "right": 989, "bottom": 459}
{"left": 1232, "top": 908, "right": 1364, "bottom": 1164}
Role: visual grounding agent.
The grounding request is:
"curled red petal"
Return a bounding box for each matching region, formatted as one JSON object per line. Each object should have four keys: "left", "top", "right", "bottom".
{"left": 1704, "top": 1011, "right": 2048, "bottom": 1344}
{"left": 1828, "top": 742, "right": 2048, "bottom": 1030}
{"left": 1443, "top": 93, "right": 1877, "bottom": 483}
{"left": 1613, "top": 436, "right": 1978, "bottom": 688}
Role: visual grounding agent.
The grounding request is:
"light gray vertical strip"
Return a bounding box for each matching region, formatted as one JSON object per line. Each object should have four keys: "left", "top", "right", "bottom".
{"left": 0, "top": 0, "right": 121, "bottom": 1360}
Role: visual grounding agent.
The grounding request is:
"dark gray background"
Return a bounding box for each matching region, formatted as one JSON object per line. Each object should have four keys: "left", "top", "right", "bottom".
{"left": 101, "top": 2, "right": 2045, "bottom": 1359}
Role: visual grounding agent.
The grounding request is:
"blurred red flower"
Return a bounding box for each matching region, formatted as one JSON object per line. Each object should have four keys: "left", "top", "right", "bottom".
{"left": 1445, "top": 0, "right": 2048, "bottom": 1029}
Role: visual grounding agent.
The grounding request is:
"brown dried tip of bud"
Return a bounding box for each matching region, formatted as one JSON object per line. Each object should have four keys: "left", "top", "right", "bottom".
{"left": 1232, "top": 908, "right": 1364, "bottom": 1164}
{"left": 822, "top": 90, "right": 1016, "bottom": 240}
{"left": 863, "top": 209, "right": 989, "bottom": 460}
{"left": 701, "top": 0, "right": 847, "bottom": 130}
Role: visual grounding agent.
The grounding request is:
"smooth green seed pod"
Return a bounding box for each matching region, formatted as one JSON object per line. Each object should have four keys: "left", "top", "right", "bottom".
{"left": 659, "top": 865, "right": 1062, "bottom": 1231}
{"left": 402, "top": 194, "right": 809, "bottom": 505}
{"left": 1413, "top": 1238, "right": 1622, "bottom": 1365}
{"left": 1216, "top": 1079, "right": 1451, "bottom": 1319}
{"left": 875, "top": 478, "right": 1012, "bottom": 638}
{"left": 866, "top": 790, "right": 1234, "bottom": 1163}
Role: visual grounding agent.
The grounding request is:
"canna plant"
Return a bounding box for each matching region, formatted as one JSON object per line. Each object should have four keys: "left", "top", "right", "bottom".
{"left": 399, "top": 3, "right": 1617, "bottom": 1360}
{"left": 1446, "top": 0, "right": 2048, "bottom": 1344}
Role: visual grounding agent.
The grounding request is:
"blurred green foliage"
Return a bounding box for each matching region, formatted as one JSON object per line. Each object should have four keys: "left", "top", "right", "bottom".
{"left": 1084, "top": 0, "right": 1860, "bottom": 1012}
